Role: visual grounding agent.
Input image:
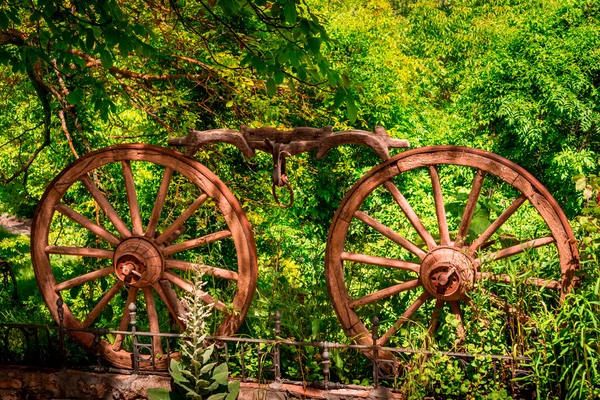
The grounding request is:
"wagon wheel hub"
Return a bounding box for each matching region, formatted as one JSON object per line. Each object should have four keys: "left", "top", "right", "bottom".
{"left": 420, "top": 247, "right": 476, "bottom": 301}
{"left": 113, "top": 237, "right": 164, "bottom": 288}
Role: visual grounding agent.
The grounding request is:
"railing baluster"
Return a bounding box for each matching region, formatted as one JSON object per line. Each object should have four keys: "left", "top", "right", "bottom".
{"left": 371, "top": 316, "right": 379, "bottom": 389}
{"left": 129, "top": 302, "right": 139, "bottom": 372}
{"left": 274, "top": 310, "right": 281, "bottom": 382}
{"left": 240, "top": 342, "right": 246, "bottom": 381}
{"left": 57, "top": 298, "right": 66, "bottom": 369}
{"left": 322, "top": 342, "right": 330, "bottom": 387}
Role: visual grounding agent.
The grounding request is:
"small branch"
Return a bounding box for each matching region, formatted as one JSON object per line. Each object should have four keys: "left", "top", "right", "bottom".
{"left": 69, "top": 49, "right": 207, "bottom": 81}
{"left": 0, "top": 123, "right": 43, "bottom": 149}
{"left": 4, "top": 61, "right": 52, "bottom": 185}
{"left": 58, "top": 109, "right": 79, "bottom": 158}
{"left": 0, "top": 28, "right": 26, "bottom": 46}
{"left": 112, "top": 74, "right": 173, "bottom": 132}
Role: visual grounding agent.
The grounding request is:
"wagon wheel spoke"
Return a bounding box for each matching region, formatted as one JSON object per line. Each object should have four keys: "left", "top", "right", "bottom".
{"left": 156, "top": 194, "right": 209, "bottom": 245}
{"left": 477, "top": 272, "right": 561, "bottom": 290}
{"left": 154, "top": 281, "right": 186, "bottom": 331}
{"left": 113, "top": 287, "right": 139, "bottom": 351}
{"left": 455, "top": 170, "right": 487, "bottom": 246}
{"left": 80, "top": 175, "right": 131, "bottom": 239}
{"left": 425, "top": 299, "right": 445, "bottom": 346}
{"left": 166, "top": 259, "right": 239, "bottom": 281}
{"left": 341, "top": 252, "right": 420, "bottom": 273}
{"left": 475, "top": 236, "right": 555, "bottom": 265}
{"left": 428, "top": 299, "right": 444, "bottom": 335}
{"left": 162, "top": 270, "right": 228, "bottom": 312}
{"left": 468, "top": 194, "right": 528, "bottom": 253}
{"left": 378, "top": 291, "right": 431, "bottom": 346}
{"left": 429, "top": 165, "right": 450, "bottom": 246}
{"left": 450, "top": 301, "right": 466, "bottom": 344}
{"left": 162, "top": 230, "right": 232, "bottom": 256}
{"left": 143, "top": 286, "right": 163, "bottom": 354}
{"left": 46, "top": 246, "right": 114, "bottom": 259}
{"left": 384, "top": 181, "right": 437, "bottom": 250}
{"left": 349, "top": 279, "right": 421, "bottom": 309}
{"left": 55, "top": 203, "right": 121, "bottom": 246}
{"left": 145, "top": 167, "right": 174, "bottom": 238}
{"left": 82, "top": 281, "right": 124, "bottom": 328}
{"left": 121, "top": 161, "right": 144, "bottom": 236}
{"left": 353, "top": 211, "right": 426, "bottom": 260}
{"left": 54, "top": 266, "right": 114, "bottom": 292}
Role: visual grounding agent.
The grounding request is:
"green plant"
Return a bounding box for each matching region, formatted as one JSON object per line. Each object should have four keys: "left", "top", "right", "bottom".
{"left": 148, "top": 267, "right": 240, "bottom": 400}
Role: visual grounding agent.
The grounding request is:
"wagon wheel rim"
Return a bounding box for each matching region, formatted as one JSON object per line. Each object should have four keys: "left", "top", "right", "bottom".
{"left": 326, "top": 146, "right": 579, "bottom": 353}
{"left": 31, "top": 144, "right": 257, "bottom": 370}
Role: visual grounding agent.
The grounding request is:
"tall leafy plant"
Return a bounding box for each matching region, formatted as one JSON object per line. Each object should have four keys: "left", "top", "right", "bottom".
{"left": 148, "top": 267, "right": 240, "bottom": 400}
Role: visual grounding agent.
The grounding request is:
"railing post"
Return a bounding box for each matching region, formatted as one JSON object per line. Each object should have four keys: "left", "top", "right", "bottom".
{"left": 93, "top": 331, "right": 102, "bottom": 371}
{"left": 56, "top": 298, "right": 66, "bottom": 369}
{"left": 273, "top": 310, "right": 281, "bottom": 382}
{"left": 371, "top": 316, "right": 379, "bottom": 389}
{"left": 129, "top": 302, "right": 138, "bottom": 372}
{"left": 321, "top": 342, "right": 330, "bottom": 388}
{"left": 240, "top": 343, "right": 246, "bottom": 381}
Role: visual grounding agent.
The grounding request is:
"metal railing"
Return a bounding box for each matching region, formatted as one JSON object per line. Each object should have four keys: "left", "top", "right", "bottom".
{"left": 0, "top": 299, "right": 533, "bottom": 393}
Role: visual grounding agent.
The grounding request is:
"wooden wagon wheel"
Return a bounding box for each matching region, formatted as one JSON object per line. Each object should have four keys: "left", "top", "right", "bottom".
{"left": 326, "top": 146, "right": 579, "bottom": 356}
{"left": 31, "top": 144, "right": 257, "bottom": 369}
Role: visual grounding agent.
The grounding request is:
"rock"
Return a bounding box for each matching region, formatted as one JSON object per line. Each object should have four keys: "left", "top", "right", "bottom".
{"left": 0, "top": 213, "right": 32, "bottom": 236}
{"left": 0, "top": 379, "right": 23, "bottom": 389}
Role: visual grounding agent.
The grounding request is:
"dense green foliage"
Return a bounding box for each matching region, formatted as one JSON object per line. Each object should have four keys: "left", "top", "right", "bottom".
{"left": 1, "top": 0, "right": 600, "bottom": 398}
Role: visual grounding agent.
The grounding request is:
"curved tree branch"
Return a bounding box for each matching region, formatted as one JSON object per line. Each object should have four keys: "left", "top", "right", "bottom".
{"left": 4, "top": 60, "right": 51, "bottom": 184}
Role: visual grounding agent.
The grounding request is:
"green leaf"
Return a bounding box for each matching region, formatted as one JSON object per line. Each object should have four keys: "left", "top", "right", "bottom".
{"left": 70, "top": 285, "right": 82, "bottom": 299}
{"left": 274, "top": 70, "right": 284, "bottom": 85}
{"left": 85, "top": 30, "right": 95, "bottom": 50}
{"left": 5, "top": 9, "right": 20, "bottom": 25}
{"left": 100, "top": 50, "right": 113, "bottom": 69}
{"left": 206, "top": 394, "right": 227, "bottom": 400}
{"left": 299, "top": 19, "right": 310, "bottom": 35}
{"left": 0, "top": 50, "right": 10, "bottom": 65}
{"left": 206, "top": 380, "right": 220, "bottom": 391}
{"left": 102, "top": 305, "right": 114, "bottom": 322}
{"left": 311, "top": 318, "right": 321, "bottom": 339}
{"left": 327, "top": 70, "right": 338, "bottom": 86}
{"left": 30, "top": 11, "right": 43, "bottom": 23}
{"left": 333, "top": 90, "right": 345, "bottom": 108}
{"left": 202, "top": 344, "right": 214, "bottom": 363}
{"left": 346, "top": 95, "right": 357, "bottom": 123}
{"left": 147, "top": 388, "right": 172, "bottom": 400}
{"left": 140, "top": 43, "right": 154, "bottom": 57}
{"left": 212, "top": 362, "right": 228, "bottom": 377}
{"left": 284, "top": 2, "right": 297, "bottom": 25}
{"left": 213, "top": 372, "right": 229, "bottom": 385}
{"left": 251, "top": 57, "right": 267, "bottom": 75}
{"left": 53, "top": 40, "right": 67, "bottom": 51}
{"left": 226, "top": 381, "right": 240, "bottom": 400}
{"left": 306, "top": 36, "right": 321, "bottom": 54}
{"left": 66, "top": 88, "right": 84, "bottom": 106}
{"left": 200, "top": 361, "right": 217, "bottom": 374}
{"left": 266, "top": 78, "right": 276, "bottom": 96}
{"left": 132, "top": 23, "right": 147, "bottom": 37}
{"left": 170, "top": 359, "right": 190, "bottom": 385}
{"left": 100, "top": 277, "right": 108, "bottom": 292}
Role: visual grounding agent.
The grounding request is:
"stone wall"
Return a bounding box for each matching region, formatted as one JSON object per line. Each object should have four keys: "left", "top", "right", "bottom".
{"left": 0, "top": 366, "right": 171, "bottom": 400}
{"left": 0, "top": 365, "right": 403, "bottom": 400}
